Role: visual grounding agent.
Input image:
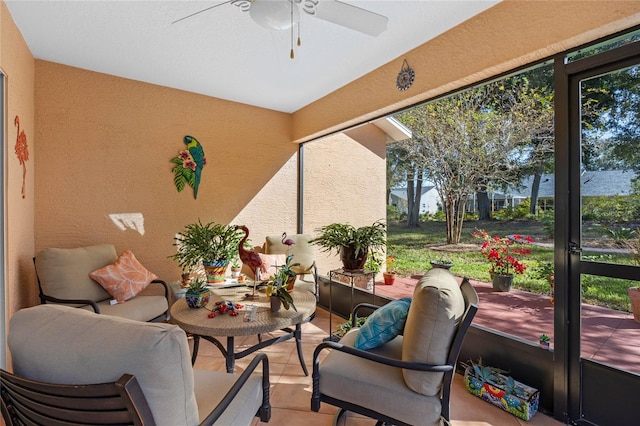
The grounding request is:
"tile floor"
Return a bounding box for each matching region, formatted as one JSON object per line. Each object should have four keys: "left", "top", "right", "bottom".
{"left": 190, "top": 307, "right": 563, "bottom": 426}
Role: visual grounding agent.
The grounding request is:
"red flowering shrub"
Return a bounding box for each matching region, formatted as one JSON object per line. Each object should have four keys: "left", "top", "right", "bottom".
{"left": 473, "top": 230, "right": 533, "bottom": 276}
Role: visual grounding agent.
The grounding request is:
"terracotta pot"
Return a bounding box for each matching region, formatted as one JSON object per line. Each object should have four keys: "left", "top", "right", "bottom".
{"left": 340, "top": 244, "right": 367, "bottom": 272}
{"left": 383, "top": 271, "right": 396, "bottom": 285}
{"left": 286, "top": 275, "right": 296, "bottom": 292}
{"left": 203, "top": 260, "right": 228, "bottom": 283}
{"left": 492, "top": 274, "right": 513, "bottom": 292}
{"left": 628, "top": 287, "right": 640, "bottom": 323}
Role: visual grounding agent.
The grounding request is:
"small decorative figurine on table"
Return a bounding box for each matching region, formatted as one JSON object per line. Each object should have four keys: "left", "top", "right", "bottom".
{"left": 207, "top": 300, "right": 244, "bottom": 318}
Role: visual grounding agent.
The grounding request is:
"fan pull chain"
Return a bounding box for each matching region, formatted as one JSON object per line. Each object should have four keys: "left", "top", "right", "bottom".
{"left": 290, "top": 0, "right": 295, "bottom": 59}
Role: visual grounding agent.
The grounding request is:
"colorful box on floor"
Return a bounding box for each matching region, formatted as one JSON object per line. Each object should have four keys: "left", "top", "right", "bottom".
{"left": 463, "top": 365, "right": 539, "bottom": 421}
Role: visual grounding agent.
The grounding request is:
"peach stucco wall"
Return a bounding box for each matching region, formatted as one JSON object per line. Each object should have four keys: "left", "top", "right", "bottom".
{"left": 303, "top": 124, "right": 388, "bottom": 275}
{"left": 34, "top": 61, "right": 297, "bottom": 284}
{"left": 293, "top": 0, "right": 640, "bottom": 143}
{"left": 1, "top": 1, "right": 36, "bottom": 351}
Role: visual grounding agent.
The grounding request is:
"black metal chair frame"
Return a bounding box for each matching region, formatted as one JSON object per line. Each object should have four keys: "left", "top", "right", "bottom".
{"left": 311, "top": 278, "right": 478, "bottom": 426}
{"left": 2, "top": 352, "right": 271, "bottom": 426}
{"left": 34, "top": 258, "right": 171, "bottom": 322}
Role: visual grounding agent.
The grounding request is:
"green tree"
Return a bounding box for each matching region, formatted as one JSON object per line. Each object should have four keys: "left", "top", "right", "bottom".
{"left": 396, "top": 79, "right": 547, "bottom": 243}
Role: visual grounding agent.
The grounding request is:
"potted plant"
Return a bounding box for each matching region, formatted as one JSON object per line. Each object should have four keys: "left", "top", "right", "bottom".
{"left": 230, "top": 259, "right": 242, "bottom": 279}
{"left": 534, "top": 261, "right": 555, "bottom": 305}
{"left": 310, "top": 221, "right": 386, "bottom": 272}
{"left": 185, "top": 278, "right": 210, "bottom": 308}
{"left": 430, "top": 257, "right": 454, "bottom": 270}
{"left": 383, "top": 255, "right": 396, "bottom": 285}
{"left": 170, "top": 219, "right": 244, "bottom": 283}
{"left": 335, "top": 314, "right": 368, "bottom": 339}
{"left": 473, "top": 229, "right": 533, "bottom": 292}
{"left": 364, "top": 253, "right": 383, "bottom": 288}
{"left": 539, "top": 334, "right": 551, "bottom": 349}
{"left": 266, "top": 269, "right": 297, "bottom": 312}
{"left": 279, "top": 254, "right": 300, "bottom": 291}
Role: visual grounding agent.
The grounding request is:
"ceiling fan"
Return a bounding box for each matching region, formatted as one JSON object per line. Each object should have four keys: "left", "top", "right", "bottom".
{"left": 173, "top": 0, "right": 388, "bottom": 58}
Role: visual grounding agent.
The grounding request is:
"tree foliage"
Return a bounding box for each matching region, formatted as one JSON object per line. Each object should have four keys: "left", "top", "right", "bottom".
{"left": 394, "top": 76, "right": 553, "bottom": 244}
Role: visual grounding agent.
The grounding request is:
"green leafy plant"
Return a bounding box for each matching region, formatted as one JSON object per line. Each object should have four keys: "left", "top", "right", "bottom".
{"left": 335, "top": 315, "right": 368, "bottom": 338}
{"left": 310, "top": 221, "right": 387, "bottom": 260}
{"left": 539, "top": 334, "right": 550, "bottom": 343}
{"left": 170, "top": 220, "right": 243, "bottom": 271}
{"left": 187, "top": 278, "right": 208, "bottom": 293}
{"left": 277, "top": 254, "right": 300, "bottom": 279}
{"left": 365, "top": 252, "right": 383, "bottom": 273}
{"left": 267, "top": 269, "right": 297, "bottom": 311}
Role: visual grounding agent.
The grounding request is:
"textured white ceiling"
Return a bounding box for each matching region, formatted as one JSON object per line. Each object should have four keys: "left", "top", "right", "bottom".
{"left": 6, "top": 0, "right": 500, "bottom": 113}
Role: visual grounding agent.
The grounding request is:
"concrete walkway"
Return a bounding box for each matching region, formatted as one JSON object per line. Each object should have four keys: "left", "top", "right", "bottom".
{"left": 375, "top": 275, "right": 640, "bottom": 375}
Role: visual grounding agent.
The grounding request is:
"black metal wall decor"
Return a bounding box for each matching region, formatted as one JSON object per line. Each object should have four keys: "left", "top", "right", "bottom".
{"left": 396, "top": 59, "right": 415, "bottom": 91}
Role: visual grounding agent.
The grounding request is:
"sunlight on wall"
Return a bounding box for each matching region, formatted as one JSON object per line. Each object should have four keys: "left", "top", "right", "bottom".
{"left": 109, "top": 213, "right": 145, "bottom": 235}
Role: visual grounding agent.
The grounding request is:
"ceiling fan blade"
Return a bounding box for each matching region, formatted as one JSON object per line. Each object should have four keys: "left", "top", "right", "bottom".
{"left": 312, "top": 0, "right": 388, "bottom": 36}
{"left": 172, "top": 0, "right": 233, "bottom": 25}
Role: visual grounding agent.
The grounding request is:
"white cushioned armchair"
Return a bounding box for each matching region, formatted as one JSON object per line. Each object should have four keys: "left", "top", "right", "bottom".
{"left": 311, "top": 269, "right": 478, "bottom": 426}
{"left": 4, "top": 304, "right": 271, "bottom": 425}
{"left": 35, "top": 244, "right": 169, "bottom": 322}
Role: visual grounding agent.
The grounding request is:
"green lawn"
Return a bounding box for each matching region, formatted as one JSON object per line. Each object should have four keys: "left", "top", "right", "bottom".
{"left": 387, "top": 219, "right": 636, "bottom": 312}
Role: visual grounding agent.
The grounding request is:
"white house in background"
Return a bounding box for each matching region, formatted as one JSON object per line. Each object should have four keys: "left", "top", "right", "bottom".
{"left": 389, "top": 186, "right": 439, "bottom": 215}
{"left": 504, "top": 169, "right": 636, "bottom": 210}
{"left": 390, "top": 170, "right": 636, "bottom": 215}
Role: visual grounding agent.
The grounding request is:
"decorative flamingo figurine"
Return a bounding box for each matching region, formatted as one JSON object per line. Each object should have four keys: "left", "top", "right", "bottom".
{"left": 281, "top": 232, "right": 295, "bottom": 248}
{"left": 235, "top": 225, "right": 265, "bottom": 299}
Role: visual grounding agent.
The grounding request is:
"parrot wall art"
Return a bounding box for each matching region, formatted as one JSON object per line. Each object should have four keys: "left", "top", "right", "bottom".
{"left": 171, "top": 135, "right": 206, "bottom": 199}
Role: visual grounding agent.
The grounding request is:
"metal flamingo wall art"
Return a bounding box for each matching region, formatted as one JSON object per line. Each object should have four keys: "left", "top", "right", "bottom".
{"left": 14, "top": 116, "right": 29, "bottom": 199}
{"left": 171, "top": 135, "right": 206, "bottom": 199}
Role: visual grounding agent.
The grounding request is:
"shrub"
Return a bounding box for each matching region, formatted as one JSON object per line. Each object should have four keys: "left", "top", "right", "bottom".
{"left": 387, "top": 204, "right": 400, "bottom": 221}
{"left": 432, "top": 210, "right": 446, "bottom": 222}
{"left": 539, "top": 209, "right": 555, "bottom": 238}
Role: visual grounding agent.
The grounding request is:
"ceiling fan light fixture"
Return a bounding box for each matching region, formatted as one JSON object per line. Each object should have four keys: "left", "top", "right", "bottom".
{"left": 249, "top": 0, "right": 299, "bottom": 31}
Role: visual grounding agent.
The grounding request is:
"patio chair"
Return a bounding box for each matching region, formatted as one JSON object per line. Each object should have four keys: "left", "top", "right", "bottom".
{"left": 264, "top": 233, "right": 318, "bottom": 299}
{"left": 311, "top": 269, "right": 478, "bottom": 426}
{"left": 34, "top": 243, "right": 170, "bottom": 322}
{"left": 2, "top": 304, "right": 271, "bottom": 425}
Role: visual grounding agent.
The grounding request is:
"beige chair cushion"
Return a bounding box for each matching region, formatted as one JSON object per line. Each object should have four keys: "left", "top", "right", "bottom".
{"left": 90, "top": 295, "right": 168, "bottom": 322}
{"left": 9, "top": 304, "right": 199, "bottom": 426}
{"left": 265, "top": 234, "right": 315, "bottom": 274}
{"left": 35, "top": 244, "right": 117, "bottom": 303}
{"left": 402, "top": 268, "right": 465, "bottom": 396}
{"left": 319, "top": 329, "right": 443, "bottom": 426}
{"left": 194, "top": 370, "right": 263, "bottom": 424}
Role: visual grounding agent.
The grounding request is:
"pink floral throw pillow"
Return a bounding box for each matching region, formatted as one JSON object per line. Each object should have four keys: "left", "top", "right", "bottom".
{"left": 257, "top": 253, "right": 287, "bottom": 279}
{"left": 89, "top": 250, "right": 157, "bottom": 303}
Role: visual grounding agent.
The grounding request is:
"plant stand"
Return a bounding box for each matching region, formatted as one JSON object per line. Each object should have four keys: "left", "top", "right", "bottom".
{"left": 326, "top": 269, "right": 375, "bottom": 341}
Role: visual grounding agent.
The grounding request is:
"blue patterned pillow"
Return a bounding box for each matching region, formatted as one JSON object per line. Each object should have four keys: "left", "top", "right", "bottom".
{"left": 354, "top": 298, "right": 412, "bottom": 350}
